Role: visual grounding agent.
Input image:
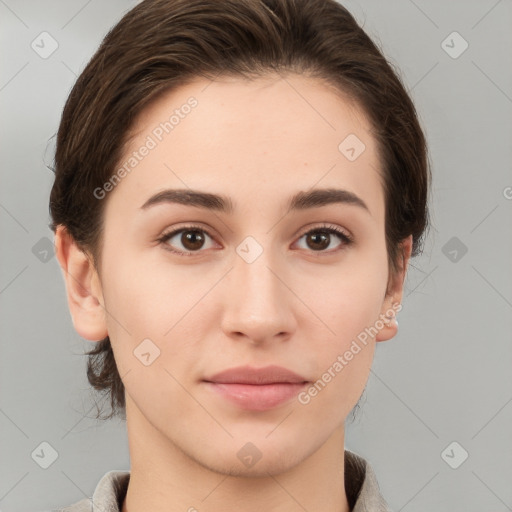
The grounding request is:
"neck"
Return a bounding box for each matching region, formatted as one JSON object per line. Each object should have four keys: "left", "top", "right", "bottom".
{"left": 121, "top": 396, "right": 350, "bottom": 512}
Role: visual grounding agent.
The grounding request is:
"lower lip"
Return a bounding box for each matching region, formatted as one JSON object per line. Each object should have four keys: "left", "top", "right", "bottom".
{"left": 204, "top": 382, "right": 308, "bottom": 411}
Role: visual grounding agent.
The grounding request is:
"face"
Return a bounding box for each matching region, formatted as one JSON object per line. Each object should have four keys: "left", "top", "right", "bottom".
{"left": 79, "top": 74, "right": 406, "bottom": 476}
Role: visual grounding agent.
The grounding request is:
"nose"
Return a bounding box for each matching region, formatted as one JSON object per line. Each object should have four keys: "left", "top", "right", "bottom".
{"left": 220, "top": 246, "right": 297, "bottom": 345}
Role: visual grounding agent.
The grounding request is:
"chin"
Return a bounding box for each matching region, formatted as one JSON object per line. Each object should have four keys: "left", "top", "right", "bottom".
{"left": 204, "top": 451, "right": 304, "bottom": 478}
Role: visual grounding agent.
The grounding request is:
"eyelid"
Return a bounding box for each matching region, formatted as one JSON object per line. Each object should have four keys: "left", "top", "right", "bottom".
{"left": 295, "top": 223, "right": 353, "bottom": 242}
{"left": 157, "top": 222, "right": 353, "bottom": 256}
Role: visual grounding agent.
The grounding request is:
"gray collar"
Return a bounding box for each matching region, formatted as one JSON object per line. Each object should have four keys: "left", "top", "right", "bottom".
{"left": 58, "top": 450, "right": 392, "bottom": 511}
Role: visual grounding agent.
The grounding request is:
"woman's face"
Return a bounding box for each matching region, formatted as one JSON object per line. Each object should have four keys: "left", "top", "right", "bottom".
{"left": 85, "top": 74, "right": 408, "bottom": 475}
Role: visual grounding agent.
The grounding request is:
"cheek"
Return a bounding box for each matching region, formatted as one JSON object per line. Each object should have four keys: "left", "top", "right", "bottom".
{"left": 296, "top": 251, "right": 388, "bottom": 401}
{"left": 101, "top": 243, "right": 190, "bottom": 332}
{"left": 99, "top": 250, "right": 212, "bottom": 373}
{"left": 299, "top": 251, "right": 388, "bottom": 340}
{"left": 99, "top": 261, "right": 201, "bottom": 415}
{"left": 296, "top": 284, "right": 381, "bottom": 421}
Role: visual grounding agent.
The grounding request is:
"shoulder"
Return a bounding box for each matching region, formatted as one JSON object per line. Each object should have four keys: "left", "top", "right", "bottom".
{"left": 40, "top": 470, "right": 130, "bottom": 512}
{"left": 345, "top": 449, "right": 393, "bottom": 512}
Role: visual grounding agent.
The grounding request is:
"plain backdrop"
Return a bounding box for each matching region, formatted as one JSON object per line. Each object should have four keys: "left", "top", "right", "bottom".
{"left": 1, "top": 0, "right": 511, "bottom": 510}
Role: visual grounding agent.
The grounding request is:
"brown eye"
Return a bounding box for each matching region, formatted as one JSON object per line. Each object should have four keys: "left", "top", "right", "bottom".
{"left": 158, "top": 224, "right": 352, "bottom": 257}
{"left": 305, "top": 231, "right": 331, "bottom": 251}
{"left": 296, "top": 226, "right": 353, "bottom": 253}
{"left": 158, "top": 226, "right": 216, "bottom": 255}
{"left": 180, "top": 230, "right": 206, "bottom": 251}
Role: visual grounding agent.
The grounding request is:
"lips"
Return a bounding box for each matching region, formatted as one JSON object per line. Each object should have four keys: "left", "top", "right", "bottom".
{"left": 203, "top": 365, "right": 309, "bottom": 411}
{"left": 204, "top": 365, "right": 309, "bottom": 385}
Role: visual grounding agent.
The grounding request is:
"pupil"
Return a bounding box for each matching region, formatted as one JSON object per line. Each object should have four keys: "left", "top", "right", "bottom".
{"left": 309, "top": 232, "right": 329, "bottom": 250}
{"left": 183, "top": 230, "right": 204, "bottom": 250}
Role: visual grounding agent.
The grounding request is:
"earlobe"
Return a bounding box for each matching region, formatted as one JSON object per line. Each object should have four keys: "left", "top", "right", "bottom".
{"left": 375, "top": 306, "right": 400, "bottom": 342}
{"left": 375, "top": 235, "right": 413, "bottom": 342}
{"left": 54, "top": 225, "right": 108, "bottom": 341}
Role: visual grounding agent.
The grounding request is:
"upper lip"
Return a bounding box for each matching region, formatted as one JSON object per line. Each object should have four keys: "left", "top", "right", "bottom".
{"left": 204, "top": 365, "right": 309, "bottom": 385}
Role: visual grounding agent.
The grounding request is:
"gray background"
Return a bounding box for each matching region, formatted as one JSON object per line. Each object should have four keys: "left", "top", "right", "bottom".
{"left": 1, "top": 0, "right": 511, "bottom": 510}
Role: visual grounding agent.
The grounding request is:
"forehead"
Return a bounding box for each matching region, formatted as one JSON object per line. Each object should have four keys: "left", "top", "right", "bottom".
{"left": 105, "top": 73, "right": 384, "bottom": 220}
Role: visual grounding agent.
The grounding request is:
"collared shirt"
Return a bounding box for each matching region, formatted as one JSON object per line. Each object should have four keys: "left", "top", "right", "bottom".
{"left": 52, "top": 450, "right": 392, "bottom": 512}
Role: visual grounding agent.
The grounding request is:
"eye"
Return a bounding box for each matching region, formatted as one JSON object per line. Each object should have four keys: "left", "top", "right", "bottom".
{"left": 157, "top": 223, "right": 353, "bottom": 257}
{"left": 157, "top": 224, "right": 217, "bottom": 256}
{"left": 294, "top": 224, "right": 353, "bottom": 253}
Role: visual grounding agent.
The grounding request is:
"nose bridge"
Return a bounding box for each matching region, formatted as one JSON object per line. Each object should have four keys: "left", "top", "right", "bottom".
{"left": 234, "top": 242, "right": 283, "bottom": 313}
{"left": 220, "top": 240, "right": 294, "bottom": 341}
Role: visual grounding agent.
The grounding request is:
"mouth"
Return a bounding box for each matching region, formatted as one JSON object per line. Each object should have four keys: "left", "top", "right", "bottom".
{"left": 202, "top": 365, "right": 310, "bottom": 411}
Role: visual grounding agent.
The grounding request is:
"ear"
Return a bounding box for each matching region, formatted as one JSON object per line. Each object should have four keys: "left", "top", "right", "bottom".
{"left": 375, "top": 235, "right": 413, "bottom": 342}
{"left": 54, "top": 225, "right": 108, "bottom": 341}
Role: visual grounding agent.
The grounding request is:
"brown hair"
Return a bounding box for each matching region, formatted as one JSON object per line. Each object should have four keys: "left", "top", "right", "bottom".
{"left": 49, "top": 0, "right": 431, "bottom": 420}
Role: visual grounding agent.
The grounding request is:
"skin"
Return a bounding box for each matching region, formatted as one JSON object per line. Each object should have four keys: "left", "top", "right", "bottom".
{"left": 55, "top": 73, "right": 412, "bottom": 512}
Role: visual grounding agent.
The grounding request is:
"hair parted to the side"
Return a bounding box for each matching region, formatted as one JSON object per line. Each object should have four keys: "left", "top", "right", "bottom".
{"left": 49, "top": 0, "right": 431, "bottom": 420}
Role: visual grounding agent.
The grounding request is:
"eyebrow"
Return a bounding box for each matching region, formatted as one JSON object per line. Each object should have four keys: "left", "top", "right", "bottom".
{"left": 140, "top": 187, "right": 370, "bottom": 214}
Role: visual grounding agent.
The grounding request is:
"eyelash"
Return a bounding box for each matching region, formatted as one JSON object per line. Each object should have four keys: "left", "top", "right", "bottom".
{"left": 156, "top": 223, "right": 354, "bottom": 257}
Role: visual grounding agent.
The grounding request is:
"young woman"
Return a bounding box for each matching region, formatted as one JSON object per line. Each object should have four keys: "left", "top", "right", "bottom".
{"left": 49, "top": 0, "right": 430, "bottom": 510}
